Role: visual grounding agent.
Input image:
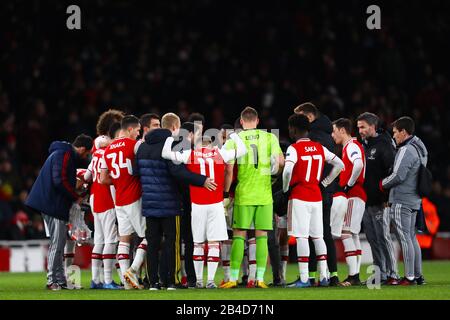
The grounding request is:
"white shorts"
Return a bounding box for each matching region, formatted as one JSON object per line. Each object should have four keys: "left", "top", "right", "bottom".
{"left": 93, "top": 209, "right": 118, "bottom": 245}
{"left": 276, "top": 215, "right": 287, "bottom": 229}
{"left": 191, "top": 201, "right": 228, "bottom": 243}
{"left": 115, "top": 198, "right": 146, "bottom": 238}
{"left": 287, "top": 199, "right": 323, "bottom": 238}
{"left": 330, "top": 196, "right": 348, "bottom": 238}
{"left": 343, "top": 197, "right": 365, "bottom": 235}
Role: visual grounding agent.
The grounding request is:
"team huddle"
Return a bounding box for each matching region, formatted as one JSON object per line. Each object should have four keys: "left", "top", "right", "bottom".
{"left": 27, "top": 102, "right": 428, "bottom": 291}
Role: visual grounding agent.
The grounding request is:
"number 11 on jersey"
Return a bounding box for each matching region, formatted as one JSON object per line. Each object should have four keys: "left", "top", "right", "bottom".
{"left": 197, "top": 158, "right": 215, "bottom": 180}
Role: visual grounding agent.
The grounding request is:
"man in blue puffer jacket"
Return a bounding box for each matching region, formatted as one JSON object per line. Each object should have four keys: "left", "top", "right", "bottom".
{"left": 26, "top": 134, "right": 93, "bottom": 290}
{"left": 136, "top": 113, "right": 217, "bottom": 290}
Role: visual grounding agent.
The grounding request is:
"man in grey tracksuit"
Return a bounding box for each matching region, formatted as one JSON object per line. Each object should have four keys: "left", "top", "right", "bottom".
{"left": 381, "top": 116, "right": 427, "bottom": 285}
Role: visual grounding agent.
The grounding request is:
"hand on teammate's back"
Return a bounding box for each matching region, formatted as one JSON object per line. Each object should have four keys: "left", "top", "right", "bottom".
{"left": 203, "top": 178, "right": 218, "bottom": 191}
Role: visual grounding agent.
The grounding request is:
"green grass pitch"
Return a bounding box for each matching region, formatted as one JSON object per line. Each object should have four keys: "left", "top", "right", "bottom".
{"left": 1, "top": 261, "right": 449, "bottom": 300}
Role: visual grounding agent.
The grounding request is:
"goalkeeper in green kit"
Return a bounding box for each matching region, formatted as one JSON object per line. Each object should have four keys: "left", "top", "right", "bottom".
{"left": 220, "top": 107, "right": 285, "bottom": 289}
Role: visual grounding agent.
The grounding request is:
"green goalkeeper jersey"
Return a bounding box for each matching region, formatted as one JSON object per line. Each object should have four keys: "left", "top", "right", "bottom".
{"left": 226, "top": 129, "right": 283, "bottom": 206}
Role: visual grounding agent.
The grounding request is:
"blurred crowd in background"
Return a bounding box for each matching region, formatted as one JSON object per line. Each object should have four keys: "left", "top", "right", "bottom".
{"left": 1, "top": 0, "right": 449, "bottom": 239}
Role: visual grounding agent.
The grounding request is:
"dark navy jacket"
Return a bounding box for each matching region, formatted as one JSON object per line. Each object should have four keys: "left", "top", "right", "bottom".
{"left": 26, "top": 141, "right": 79, "bottom": 221}
{"left": 136, "top": 129, "right": 206, "bottom": 218}
{"left": 309, "top": 114, "right": 338, "bottom": 194}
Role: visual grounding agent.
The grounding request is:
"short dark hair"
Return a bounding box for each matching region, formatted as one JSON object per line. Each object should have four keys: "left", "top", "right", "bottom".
{"left": 187, "top": 112, "right": 205, "bottom": 125}
{"left": 73, "top": 134, "right": 93, "bottom": 150}
{"left": 357, "top": 112, "right": 379, "bottom": 128}
{"left": 288, "top": 113, "right": 310, "bottom": 133}
{"left": 181, "top": 121, "right": 195, "bottom": 133}
{"left": 108, "top": 122, "right": 122, "bottom": 138}
{"left": 294, "top": 102, "right": 319, "bottom": 118}
{"left": 96, "top": 109, "right": 125, "bottom": 135}
{"left": 140, "top": 113, "right": 160, "bottom": 128}
{"left": 333, "top": 118, "right": 353, "bottom": 135}
{"left": 121, "top": 115, "right": 140, "bottom": 130}
{"left": 392, "top": 116, "right": 415, "bottom": 135}
{"left": 240, "top": 106, "right": 258, "bottom": 122}
{"left": 234, "top": 117, "right": 243, "bottom": 130}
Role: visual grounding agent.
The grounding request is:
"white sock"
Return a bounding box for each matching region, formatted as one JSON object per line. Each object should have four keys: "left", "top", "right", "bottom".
{"left": 193, "top": 243, "right": 205, "bottom": 286}
{"left": 248, "top": 238, "right": 256, "bottom": 281}
{"left": 64, "top": 240, "right": 76, "bottom": 273}
{"left": 115, "top": 259, "right": 124, "bottom": 284}
{"left": 296, "top": 237, "right": 309, "bottom": 283}
{"left": 131, "top": 239, "right": 147, "bottom": 273}
{"left": 103, "top": 243, "right": 116, "bottom": 284}
{"left": 207, "top": 243, "right": 220, "bottom": 283}
{"left": 180, "top": 242, "right": 187, "bottom": 278}
{"left": 352, "top": 234, "right": 361, "bottom": 274}
{"left": 91, "top": 244, "right": 104, "bottom": 283}
{"left": 313, "top": 238, "right": 328, "bottom": 281}
{"left": 280, "top": 245, "right": 289, "bottom": 280}
{"left": 221, "top": 240, "right": 232, "bottom": 282}
{"left": 342, "top": 236, "right": 358, "bottom": 276}
{"left": 99, "top": 264, "right": 105, "bottom": 283}
{"left": 117, "top": 242, "right": 130, "bottom": 277}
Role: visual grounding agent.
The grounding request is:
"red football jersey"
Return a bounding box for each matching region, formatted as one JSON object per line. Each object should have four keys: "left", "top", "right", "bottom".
{"left": 186, "top": 147, "right": 225, "bottom": 205}
{"left": 286, "top": 138, "right": 328, "bottom": 202}
{"left": 337, "top": 138, "right": 366, "bottom": 201}
{"left": 87, "top": 148, "right": 115, "bottom": 213}
{"left": 102, "top": 137, "right": 142, "bottom": 206}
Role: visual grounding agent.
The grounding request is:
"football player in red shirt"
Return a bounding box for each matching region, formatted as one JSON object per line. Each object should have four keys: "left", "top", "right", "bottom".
{"left": 283, "top": 114, "right": 344, "bottom": 287}
{"left": 92, "top": 109, "right": 125, "bottom": 153}
{"left": 84, "top": 135, "right": 122, "bottom": 289}
{"left": 162, "top": 123, "right": 247, "bottom": 288}
{"left": 331, "top": 118, "right": 367, "bottom": 286}
{"left": 100, "top": 115, "right": 147, "bottom": 289}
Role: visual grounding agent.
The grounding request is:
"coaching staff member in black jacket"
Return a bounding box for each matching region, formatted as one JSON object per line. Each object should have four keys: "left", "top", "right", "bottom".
{"left": 294, "top": 102, "right": 339, "bottom": 286}
{"left": 135, "top": 113, "right": 217, "bottom": 290}
{"left": 356, "top": 112, "right": 399, "bottom": 284}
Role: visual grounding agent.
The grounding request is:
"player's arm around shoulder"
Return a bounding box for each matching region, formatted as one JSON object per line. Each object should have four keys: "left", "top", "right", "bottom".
{"left": 161, "top": 136, "right": 191, "bottom": 164}
{"left": 99, "top": 155, "right": 112, "bottom": 185}
{"left": 282, "top": 145, "right": 296, "bottom": 192}
{"left": 219, "top": 132, "right": 248, "bottom": 163}
{"left": 270, "top": 132, "right": 285, "bottom": 175}
{"left": 321, "top": 147, "right": 344, "bottom": 188}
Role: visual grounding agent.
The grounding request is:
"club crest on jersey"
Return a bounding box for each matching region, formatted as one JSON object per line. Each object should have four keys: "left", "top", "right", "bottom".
{"left": 109, "top": 141, "right": 125, "bottom": 149}
{"left": 368, "top": 148, "right": 376, "bottom": 160}
{"left": 304, "top": 146, "right": 317, "bottom": 152}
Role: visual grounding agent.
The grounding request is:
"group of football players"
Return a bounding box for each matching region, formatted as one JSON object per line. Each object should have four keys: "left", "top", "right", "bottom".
{"left": 64, "top": 102, "right": 397, "bottom": 290}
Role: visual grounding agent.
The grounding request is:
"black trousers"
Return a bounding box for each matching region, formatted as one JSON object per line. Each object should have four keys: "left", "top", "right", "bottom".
{"left": 267, "top": 214, "right": 281, "bottom": 282}
{"left": 146, "top": 216, "right": 176, "bottom": 286}
{"left": 309, "top": 193, "right": 338, "bottom": 273}
{"left": 180, "top": 210, "right": 196, "bottom": 284}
